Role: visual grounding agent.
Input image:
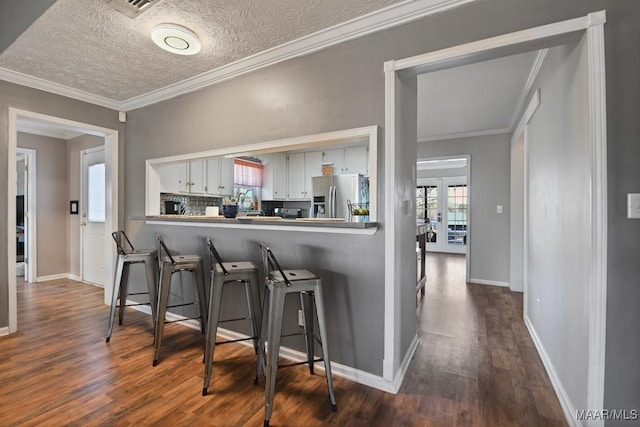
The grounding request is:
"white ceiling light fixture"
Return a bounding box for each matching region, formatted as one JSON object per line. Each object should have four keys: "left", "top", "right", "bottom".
{"left": 151, "top": 24, "right": 201, "bottom": 56}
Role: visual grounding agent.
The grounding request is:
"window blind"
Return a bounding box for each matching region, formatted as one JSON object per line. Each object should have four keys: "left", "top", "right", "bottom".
{"left": 234, "top": 159, "right": 263, "bottom": 187}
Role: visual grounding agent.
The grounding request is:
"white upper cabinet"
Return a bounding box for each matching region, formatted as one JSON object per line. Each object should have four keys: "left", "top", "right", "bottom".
{"left": 287, "top": 151, "right": 322, "bottom": 199}
{"left": 260, "top": 153, "right": 287, "bottom": 200}
{"left": 188, "top": 160, "right": 206, "bottom": 194}
{"left": 157, "top": 162, "right": 189, "bottom": 194}
{"left": 206, "top": 158, "right": 234, "bottom": 196}
{"left": 322, "top": 146, "right": 368, "bottom": 175}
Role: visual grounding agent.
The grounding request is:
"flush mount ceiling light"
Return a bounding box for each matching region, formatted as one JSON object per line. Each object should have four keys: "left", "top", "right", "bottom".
{"left": 151, "top": 24, "right": 201, "bottom": 55}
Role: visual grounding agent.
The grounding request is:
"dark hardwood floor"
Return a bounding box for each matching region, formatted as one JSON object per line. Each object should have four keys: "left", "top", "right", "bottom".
{"left": 0, "top": 257, "right": 565, "bottom": 426}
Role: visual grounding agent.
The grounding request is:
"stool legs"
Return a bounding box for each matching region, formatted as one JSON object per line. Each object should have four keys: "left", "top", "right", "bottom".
{"left": 153, "top": 262, "right": 173, "bottom": 366}
{"left": 194, "top": 263, "right": 208, "bottom": 334}
{"left": 264, "top": 287, "right": 286, "bottom": 426}
{"left": 144, "top": 254, "right": 158, "bottom": 332}
{"left": 313, "top": 284, "right": 337, "bottom": 411}
{"left": 106, "top": 257, "right": 126, "bottom": 343}
{"left": 203, "top": 272, "right": 225, "bottom": 395}
{"left": 300, "top": 292, "right": 315, "bottom": 375}
{"left": 118, "top": 263, "right": 131, "bottom": 326}
{"left": 247, "top": 270, "right": 262, "bottom": 352}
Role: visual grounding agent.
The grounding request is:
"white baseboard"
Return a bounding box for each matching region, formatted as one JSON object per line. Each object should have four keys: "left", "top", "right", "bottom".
{"left": 36, "top": 273, "right": 70, "bottom": 282}
{"left": 0, "top": 326, "right": 9, "bottom": 337}
{"left": 68, "top": 274, "right": 82, "bottom": 282}
{"left": 468, "top": 278, "right": 509, "bottom": 287}
{"left": 524, "top": 316, "right": 579, "bottom": 427}
{"left": 128, "top": 303, "right": 399, "bottom": 393}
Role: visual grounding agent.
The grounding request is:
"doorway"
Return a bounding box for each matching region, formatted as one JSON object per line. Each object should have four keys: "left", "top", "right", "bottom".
{"left": 7, "top": 108, "right": 119, "bottom": 334}
{"left": 417, "top": 176, "right": 467, "bottom": 254}
{"left": 81, "top": 147, "right": 106, "bottom": 287}
{"left": 15, "top": 148, "right": 36, "bottom": 283}
{"left": 382, "top": 11, "right": 607, "bottom": 417}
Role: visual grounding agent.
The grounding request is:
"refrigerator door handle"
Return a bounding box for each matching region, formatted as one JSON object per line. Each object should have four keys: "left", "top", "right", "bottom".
{"left": 331, "top": 185, "right": 337, "bottom": 218}
{"left": 328, "top": 186, "right": 333, "bottom": 218}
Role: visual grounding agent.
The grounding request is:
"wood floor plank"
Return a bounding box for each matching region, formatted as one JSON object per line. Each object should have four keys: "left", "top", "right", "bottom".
{"left": 1, "top": 256, "right": 566, "bottom": 426}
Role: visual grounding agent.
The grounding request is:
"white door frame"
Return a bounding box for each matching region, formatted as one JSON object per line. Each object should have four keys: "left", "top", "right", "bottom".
{"left": 7, "top": 108, "right": 119, "bottom": 334}
{"left": 15, "top": 147, "right": 37, "bottom": 284}
{"left": 79, "top": 146, "right": 107, "bottom": 286}
{"left": 383, "top": 10, "right": 607, "bottom": 419}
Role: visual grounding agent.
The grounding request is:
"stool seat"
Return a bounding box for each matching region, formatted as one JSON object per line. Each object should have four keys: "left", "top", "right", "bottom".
{"left": 202, "top": 239, "right": 262, "bottom": 396}
{"left": 214, "top": 261, "right": 256, "bottom": 273}
{"left": 270, "top": 269, "right": 318, "bottom": 283}
{"left": 106, "top": 231, "right": 158, "bottom": 343}
{"left": 153, "top": 235, "right": 207, "bottom": 366}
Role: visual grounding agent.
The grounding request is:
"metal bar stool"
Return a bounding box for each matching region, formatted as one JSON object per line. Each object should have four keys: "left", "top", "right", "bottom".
{"left": 255, "top": 242, "right": 337, "bottom": 427}
{"left": 202, "top": 238, "right": 262, "bottom": 396}
{"left": 153, "top": 235, "right": 207, "bottom": 366}
{"left": 106, "top": 231, "right": 158, "bottom": 343}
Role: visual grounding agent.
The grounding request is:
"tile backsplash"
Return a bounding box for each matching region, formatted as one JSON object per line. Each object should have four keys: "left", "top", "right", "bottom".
{"left": 160, "top": 193, "right": 223, "bottom": 215}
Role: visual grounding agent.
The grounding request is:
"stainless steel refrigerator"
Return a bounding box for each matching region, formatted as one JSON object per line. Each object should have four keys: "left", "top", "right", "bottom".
{"left": 311, "top": 174, "right": 369, "bottom": 220}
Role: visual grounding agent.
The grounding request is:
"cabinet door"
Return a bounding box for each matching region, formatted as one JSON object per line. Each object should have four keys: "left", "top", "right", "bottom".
{"left": 304, "top": 151, "right": 323, "bottom": 198}
{"left": 344, "top": 146, "right": 368, "bottom": 175}
{"left": 157, "top": 162, "right": 188, "bottom": 194}
{"left": 322, "top": 149, "right": 344, "bottom": 173}
{"left": 206, "top": 159, "right": 221, "bottom": 195}
{"left": 272, "top": 153, "right": 288, "bottom": 199}
{"left": 189, "top": 160, "right": 206, "bottom": 193}
{"left": 287, "top": 153, "right": 305, "bottom": 199}
{"left": 218, "top": 158, "right": 234, "bottom": 196}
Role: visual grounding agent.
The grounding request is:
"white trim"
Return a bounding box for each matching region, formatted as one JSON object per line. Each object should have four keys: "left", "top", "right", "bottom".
{"left": 390, "top": 334, "right": 419, "bottom": 392}
{"left": 145, "top": 220, "right": 378, "bottom": 235}
{"left": 68, "top": 274, "right": 82, "bottom": 282}
{"left": 383, "top": 65, "right": 397, "bottom": 382}
{"left": 468, "top": 278, "right": 509, "bottom": 288}
{"left": 0, "top": 67, "right": 120, "bottom": 110}
{"left": 16, "top": 148, "right": 37, "bottom": 284}
{"left": 7, "top": 112, "right": 17, "bottom": 333}
{"left": 384, "top": 10, "right": 607, "bottom": 407}
{"left": 390, "top": 14, "right": 598, "bottom": 73}
{"left": 525, "top": 317, "right": 579, "bottom": 427}
{"left": 7, "top": 108, "right": 119, "bottom": 334}
{"left": 586, "top": 15, "right": 608, "bottom": 424}
{"left": 512, "top": 89, "right": 541, "bottom": 146}
{"left": 36, "top": 273, "right": 70, "bottom": 282}
{"left": 508, "top": 49, "right": 548, "bottom": 130}
{"left": 0, "top": 327, "right": 9, "bottom": 337}
{"left": 120, "top": 0, "right": 476, "bottom": 111}
{"left": 146, "top": 125, "right": 378, "bottom": 221}
{"left": 418, "top": 127, "right": 510, "bottom": 143}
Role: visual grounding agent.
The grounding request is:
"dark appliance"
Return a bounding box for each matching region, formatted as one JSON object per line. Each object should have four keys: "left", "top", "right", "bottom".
{"left": 273, "top": 208, "right": 302, "bottom": 219}
{"left": 164, "top": 200, "right": 182, "bottom": 215}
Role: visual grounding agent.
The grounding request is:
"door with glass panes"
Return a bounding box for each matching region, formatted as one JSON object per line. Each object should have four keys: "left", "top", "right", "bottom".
{"left": 416, "top": 177, "right": 467, "bottom": 254}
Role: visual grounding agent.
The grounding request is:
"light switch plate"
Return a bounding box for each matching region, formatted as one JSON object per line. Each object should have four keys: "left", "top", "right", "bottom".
{"left": 497, "top": 205, "right": 503, "bottom": 214}
{"left": 628, "top": 193, "right": 640, "bottom": 219}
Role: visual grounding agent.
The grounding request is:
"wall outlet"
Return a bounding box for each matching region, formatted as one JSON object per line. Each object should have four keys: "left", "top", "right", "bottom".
{"left": 298, "top": 309, "right": 304, "bottom": 327}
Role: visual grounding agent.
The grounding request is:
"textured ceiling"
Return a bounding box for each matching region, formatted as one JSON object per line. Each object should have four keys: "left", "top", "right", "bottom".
{"left": 0, "top": 0, "right": 405, "bottom": 101}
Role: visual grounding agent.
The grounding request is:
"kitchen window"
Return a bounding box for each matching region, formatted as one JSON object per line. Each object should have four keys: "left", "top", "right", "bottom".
{"left": 234, "top": 158, "right": 263, "bottom": 210}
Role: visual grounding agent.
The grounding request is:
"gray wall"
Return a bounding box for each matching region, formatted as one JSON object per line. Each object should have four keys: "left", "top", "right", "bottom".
{"left": 0, "top": 80, "right": 122, "bottom": 327}
{"left": 527, "top": 38, "right": 590, "bottom": 414}
{"left": 0, "top": 0, "right": 56, "bottom": 53}
{"left": 17, "top": 132, "right": 69, "bottom": 278}
{"left": 602, "top": 1, "right": 640, "bottom": 422}
{"left": 418, "top": 134, "right": 511, "bottom": 285}
{"left": 67, "top": 134, "right": 104, "bottom": 278}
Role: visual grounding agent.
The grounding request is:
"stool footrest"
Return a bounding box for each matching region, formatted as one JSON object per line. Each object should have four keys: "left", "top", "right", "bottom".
{"left": 219, "top": 316, "right": 252, "bottom": 324}
{"left": 127, "top": 292, "right": 150, "bottom": 296}
{"left": 278, "top": 358, "right": 324, "bottom": 370}
{"left": 215, "top": 336, "right": 258, "bottom": 345}
{"left": 166, "top": 302, "right": 197, "bottom": 309}
{"left": 117, "top": 302, "right": 152, "bottom": 308}
{"left": 165, "top": 316, "right": 201, "bottom": 324}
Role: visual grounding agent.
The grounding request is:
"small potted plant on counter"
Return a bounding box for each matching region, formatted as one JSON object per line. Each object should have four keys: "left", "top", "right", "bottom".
{"left": 222, "top": 197, "right": 238, "bottom": 218}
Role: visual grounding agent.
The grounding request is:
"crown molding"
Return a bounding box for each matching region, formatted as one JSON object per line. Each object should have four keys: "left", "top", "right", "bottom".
{"left": 418, "top": 127, "right": 510, "bottom": 143}
{"left": 120, "top": 0, "right": 476, "bottom": 111}
{"left": 0, "top": 67, "right": 121, "bottom": 110}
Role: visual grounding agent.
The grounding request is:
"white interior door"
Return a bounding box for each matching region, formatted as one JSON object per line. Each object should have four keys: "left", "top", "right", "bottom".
{"left": 417, "top": 176, "right": 467, "bottom": 254}
{"left": 81, "top": 147, "right": 106, "bottom": 287}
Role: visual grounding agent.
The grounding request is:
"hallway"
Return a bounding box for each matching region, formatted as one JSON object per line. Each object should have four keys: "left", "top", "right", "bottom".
{"left": 399, "top": 253, "right": 566, "bottom": 425}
